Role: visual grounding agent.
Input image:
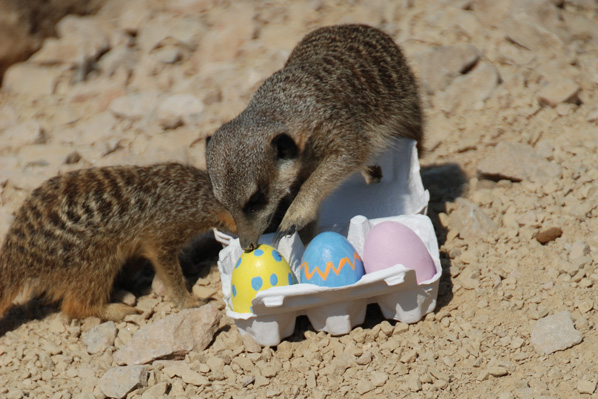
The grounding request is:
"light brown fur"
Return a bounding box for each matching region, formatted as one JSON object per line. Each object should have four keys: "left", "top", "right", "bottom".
{"left": 206, "top": 24, "right": 423, "bottom": 250}
{"left": 0, "top": 163, "right": 236, "bottom": 321}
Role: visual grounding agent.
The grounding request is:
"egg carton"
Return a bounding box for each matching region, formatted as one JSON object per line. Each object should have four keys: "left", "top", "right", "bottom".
{"left": 214, "top": 139, "right": 440, "bottom": 346}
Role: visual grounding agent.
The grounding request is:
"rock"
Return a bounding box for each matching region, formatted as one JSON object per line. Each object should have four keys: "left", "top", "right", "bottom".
{"left": 578, "top": 54, "right": 598, "bottom": 87}
{"left": 141, "top": 381, "right": 169, "bottom": 399}
{"left": 163, "top": 0, "right": 217, "bottom": 14}
{"left": 207, "top": 356, "right": 225, "bottom": 377}
{"left": 531, "top": 311, "right": 582, "bottom": 355}
{"left": 405, "top": 374, "right": 422, "bottom": 392}
{"left": 448, "top": 198, "right": 497, "bottom": 240}
{"left": 109, "top": 92, "right": 160, "bottom": 121}
{"left": 257, "top": 360, "right": 278, "bottom": 378}
{"left": 371, "top": 371, "right": 389, "bottom": 387}
{"left": 569, "top": 242, "right": 590, "bottom": 261}
{"left": 136, "top": 14, "right": 205, "bottom": 53}
{"left": 242, "top": 333, "right": 262, "bottom": 353}
{"left": 459, "top": 265, "right": 481, "bottom": 290}
{"left": 356, "top": 351, "right": 373, "bottom": 365}
{"left": 31, "top": 16, "right": 110, "bottom": 72}
{"left": 162, "top": 360, "right": 188, "bottom": 378}
{"left": 157, "top": 94, "right": 204, "bottom": 129}
{"left": 488, "top": 366, "right": 509, "bottom": 377}
{"left": 117, "top": 0, "right": 152, "bottom": 34}
{"left": 192, "top": 3, "right": 256, "bottom": 65}
{"left": 113, "top": 304, "right": 221, "bottom": 365}
{"left": 82, "top": 321, "right": 117, "bottom": 354}
{"left": 98, "top": 365, "right": 148, "bottom": 399}
{"left": 151, "top": 45, "right": 182, "bottom": 64}
{"left": 502, "top": 16, "right": 564, "bottom": 52}
{"left": 0, "top": 121, "right": 44, "bottom": 150}
{"left": 254, "top": 375, "right": 269, "bottom": 388}
{"left": 535, "top": 227, "right": 563, "bottom": 244}
{"left": 477, "top": 142, "right": 562, "bottom": 183}
{"left": 97, "top": 46, "right": 138, "bottom": 77}
{"left": 472, "top": 0, "right": 514, "bottom": 27}
{"left": 577, "top": 379, "right": 597, "bottom": 395}
{"left": 67, "top": 79, "right": 127, "bottom": 114}
{"left": 18, "top": 143, "right": 74, "bottom": 170}
{"left": 181, "top": 369, "right": 209, "bottom": 386}
{"left": 412, "top": 44, "right": 481, "bottom": 94}
{"left": 587, "top": 109, "right": 598, "bottom": 123}
{"left": 2, "top": 63, "right": 61, "bottom": 96}
{"left": 0, "top": 103, "right": 18, "bottom": 131}
{"left": 241, "top": 375, "right": 255, "bottom": 387}
{"left": 192, "top": 284, "right": 217, "bottom": 300}
{"left": 537, "top": 79, "right": 580, "bottom": 108}
{"left": 356, "top": 379, "right": 375, "bottom": 394}
{"left": 436, "top": 61, "right": 500, "bottom": 112}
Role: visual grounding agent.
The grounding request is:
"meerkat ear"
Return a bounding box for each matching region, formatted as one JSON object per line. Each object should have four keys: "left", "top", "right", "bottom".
{"left": 271, "top": 133, "right": 298, "bottom": 161}
{"left": 205, "top": 135, "right": 212, "bottom": 150}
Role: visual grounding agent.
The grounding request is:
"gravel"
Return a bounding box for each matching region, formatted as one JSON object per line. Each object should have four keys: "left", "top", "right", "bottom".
{"left": 1, "top": 0, "right": 598, "bottom": 398}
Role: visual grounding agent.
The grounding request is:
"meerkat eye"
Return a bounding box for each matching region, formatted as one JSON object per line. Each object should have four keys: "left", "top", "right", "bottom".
{"left": 243, "top": 187, "right": 268, "bottom": 214}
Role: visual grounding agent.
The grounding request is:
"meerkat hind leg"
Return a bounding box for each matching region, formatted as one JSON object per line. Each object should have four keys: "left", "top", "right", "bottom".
{"left": 61, "top": 293, "right": 140, "bottom": 321}
{"left": 145, "top": 245, "right": 205, "bottom": 310}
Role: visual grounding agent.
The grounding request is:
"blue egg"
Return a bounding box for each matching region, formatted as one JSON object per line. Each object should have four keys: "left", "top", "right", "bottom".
{"left": 299, "top": 232, "right": 364, "bottom": 287}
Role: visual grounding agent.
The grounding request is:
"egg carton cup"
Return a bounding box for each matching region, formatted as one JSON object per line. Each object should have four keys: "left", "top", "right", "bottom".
{"left": 217, "top": 214, "right": 441, "bottom": 347}
{"left": 214, "top": 139, "right": 440, "bottom": 346}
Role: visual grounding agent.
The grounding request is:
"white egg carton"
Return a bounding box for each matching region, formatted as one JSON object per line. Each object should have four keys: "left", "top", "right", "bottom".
{"left": 214, "top": 139, "right": 441, "bottom": 346}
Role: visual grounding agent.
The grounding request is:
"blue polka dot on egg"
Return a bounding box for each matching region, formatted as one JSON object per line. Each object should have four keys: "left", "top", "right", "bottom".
{"left": 272, "top": 249, "right": 282, "bottom": 262}
{"left": 251, "top": 276, "right": 263, "bottom": 291}
{"left": 235, "top": 258, "right": 242, "bottom": 269}
{"left": 288, "top": 272, "right": 294, "bottom": 285}
{"left": 270, "top": 273, "right": 278, "bottom": 286}
{"left": 254, "top": 248, "right": 264, "bottom": 257}
{"left": 232, "top": 284, "right": 237, "bottom": 297}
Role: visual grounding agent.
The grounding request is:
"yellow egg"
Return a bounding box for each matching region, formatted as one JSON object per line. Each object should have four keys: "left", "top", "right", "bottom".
{"left": 231, "top": 244, "right": 296, "bottom": 313}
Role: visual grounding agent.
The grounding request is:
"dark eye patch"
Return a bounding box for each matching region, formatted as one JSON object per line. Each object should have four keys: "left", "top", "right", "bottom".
{"left": 243, "top": 187, "right": 268, "bottom": 214}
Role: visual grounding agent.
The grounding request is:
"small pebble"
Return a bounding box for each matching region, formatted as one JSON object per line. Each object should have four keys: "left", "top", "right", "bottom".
{"left": 536, "top": 227, "right": 563, "bottom": 244}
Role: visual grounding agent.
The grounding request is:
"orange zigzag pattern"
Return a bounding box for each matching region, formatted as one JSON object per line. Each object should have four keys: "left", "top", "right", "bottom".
{"left": 301, "top": 252, "right": 362, "bottom": 282}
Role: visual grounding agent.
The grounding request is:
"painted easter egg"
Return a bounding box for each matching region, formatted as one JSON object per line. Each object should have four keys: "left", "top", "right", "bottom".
{"left": 231, "top": 244, "right": 296, "bottom": 313}
{"left": 300, "top": 232, "right": 365, "bottom": 287}
{"left": 362, "top": 221, "right": 436, "bottom": 283}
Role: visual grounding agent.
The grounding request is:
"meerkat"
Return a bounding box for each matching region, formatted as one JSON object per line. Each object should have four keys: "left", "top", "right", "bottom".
{"left": 0, "top": 163, "right": 236, "bottom": 321}
{"left": 206, "top": 24, "right": 423, "bottom": 251}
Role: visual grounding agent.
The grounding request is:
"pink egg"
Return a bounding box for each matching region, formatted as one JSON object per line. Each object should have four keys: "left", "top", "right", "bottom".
{"left": 362, "top": 221, "right": 436, "bottom": 283}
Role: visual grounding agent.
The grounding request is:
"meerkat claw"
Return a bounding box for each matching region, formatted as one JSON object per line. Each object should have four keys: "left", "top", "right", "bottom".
{"left": 274, "top": 225, "right": 297, "bottom": 246}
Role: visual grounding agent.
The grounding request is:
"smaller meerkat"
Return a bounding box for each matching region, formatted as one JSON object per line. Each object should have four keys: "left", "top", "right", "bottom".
{"left": 0, "top": 163, "right": 236, "bottom": 321}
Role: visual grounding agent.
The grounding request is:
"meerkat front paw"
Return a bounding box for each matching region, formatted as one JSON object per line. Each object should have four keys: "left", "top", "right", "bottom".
{"left": 362, "top": 165, "right": 383, "bottom": 184}
{"left": 101, "top": 303, "right": 142, "bottom": 321}
{"left": 277, "top": 208, "right": 304, "bottom": 239}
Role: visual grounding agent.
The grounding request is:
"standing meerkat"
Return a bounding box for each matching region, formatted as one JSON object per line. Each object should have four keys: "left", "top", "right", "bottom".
{"left": 0, "top": 163, "right": 236, "bottom": 321}
{"left": 206, "top": 24, "right": 423, "bottom": 251}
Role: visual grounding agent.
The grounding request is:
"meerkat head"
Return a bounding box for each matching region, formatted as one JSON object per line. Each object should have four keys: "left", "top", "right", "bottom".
{"left": 206, "top": 118, "right": 300, "bottom": 251}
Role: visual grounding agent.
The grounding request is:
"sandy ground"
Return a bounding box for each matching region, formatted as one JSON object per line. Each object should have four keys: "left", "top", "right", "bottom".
{"left": 1, "top": 0, "right": 598, "bottom": 398}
